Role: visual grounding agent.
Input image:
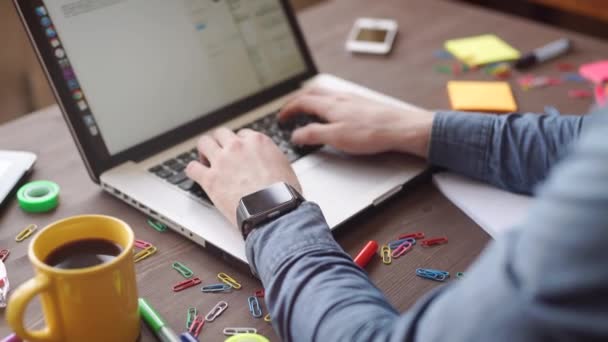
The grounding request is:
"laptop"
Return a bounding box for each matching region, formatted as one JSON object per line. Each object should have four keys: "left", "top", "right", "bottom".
{"left": 15, "top": 0, "right": 427, "bottom": 264}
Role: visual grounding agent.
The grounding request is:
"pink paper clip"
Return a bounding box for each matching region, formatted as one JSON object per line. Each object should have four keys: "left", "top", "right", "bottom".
{"left": 173, "top": 277, "right": 201, "bottom": 292}
{"left": 398, "top": 232, "right": 424, "bottom": 240}
{"left": 188, "top": 315, "right": 205, "bottom": 338}
{"left": 0, "top": 249, "right": 9, "bottom": 262}
{"left": 254, "top": 289, "right": 265, "bottom": 298}
{"left": 134, "top": 239, "right": 153, "bottom": 249}
{"left": 391, "top": 242, "right": 413, "bottom": 258}
{"left": 421, "top": 237, "right": 448, "bottom": 247}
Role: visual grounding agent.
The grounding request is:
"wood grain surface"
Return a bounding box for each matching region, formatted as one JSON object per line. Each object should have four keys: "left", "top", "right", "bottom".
{"left": 1, "top": 0, "right": 607, "bottom": 340}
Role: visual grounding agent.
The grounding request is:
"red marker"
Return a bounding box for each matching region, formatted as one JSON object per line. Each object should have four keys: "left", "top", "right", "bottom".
{"left": 353, "top": 240, "right": 378, "bottom": 268}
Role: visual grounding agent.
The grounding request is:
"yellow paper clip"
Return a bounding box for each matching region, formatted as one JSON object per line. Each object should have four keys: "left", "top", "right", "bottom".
{"left": 380, "top": 245, "right": 391, "bottom": 265}
{"left": 217, "top": 272, "right": 241, "bottom": 290}
{"left": 264, "top": 313, "right": 271, "bottom": 322}
{"left": 134, "top": 245, "right": 157, "bottom": 263}
{"left": 15, "top": 224, "right": 38, "bottom": 242}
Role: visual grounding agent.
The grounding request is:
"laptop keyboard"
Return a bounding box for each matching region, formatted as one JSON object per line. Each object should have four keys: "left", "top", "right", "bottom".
{"left": 147, "top": 111, "right": 321, "bottom": 202}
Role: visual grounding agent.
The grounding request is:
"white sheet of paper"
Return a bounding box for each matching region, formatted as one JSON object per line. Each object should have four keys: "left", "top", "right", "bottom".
{"left": 432, "top": 172, "right": 532, "bottom": 239}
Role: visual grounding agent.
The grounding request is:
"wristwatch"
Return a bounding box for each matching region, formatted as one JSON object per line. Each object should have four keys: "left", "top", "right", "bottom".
{"left": 237, "top": 182, "right": 305, "bottom": 239}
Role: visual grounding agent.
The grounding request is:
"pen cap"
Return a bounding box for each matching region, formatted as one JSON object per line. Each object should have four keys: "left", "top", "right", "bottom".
{"left": 138, "top": 298, "right": 165, "bottom": 333}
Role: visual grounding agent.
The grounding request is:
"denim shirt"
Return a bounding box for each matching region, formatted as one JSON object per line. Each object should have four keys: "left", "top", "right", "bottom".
{"left": 245, "top": 110, "right": 608, "bottom": 342}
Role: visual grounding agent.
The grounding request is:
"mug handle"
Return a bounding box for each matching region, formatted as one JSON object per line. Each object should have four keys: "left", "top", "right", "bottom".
{"left": 7, "top": 274, "right": 61, "bottom": 342}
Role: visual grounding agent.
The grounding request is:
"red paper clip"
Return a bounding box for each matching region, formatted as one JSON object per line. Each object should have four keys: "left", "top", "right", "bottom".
{"left": 0, "top": 249, "right": 9, "bottom": 262}
{"left": 568, "top": 89, "right": 593, "bottom": 99}
{"left": 134, "top": 239, "right": 153, "bottom": 249}
{"left": 188, "top": 315, "right": 205, "bottom": 338}
{"left": 421, "top": 237, "right": 448, "bottom": 247}
{"left": 398, "top": 232, "right": 425, "bottom": 240}
{"left": 173, "top": 277, "right": 201, "bottom": 292}
{"left": 254, "top": 289, "right": 265, "bottom": 298}
{"left": 557, "top": 62, "right": 575, "bottom": 72}
{"left": 391, "top": 242, "right": 413, "bottom": 258}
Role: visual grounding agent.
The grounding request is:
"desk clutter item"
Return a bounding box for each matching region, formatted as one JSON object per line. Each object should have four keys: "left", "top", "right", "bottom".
{"left": 248, "top": 296, "right": 263, "bottom": 318}
{"left": 16, "top": 180, "right": 60, "bottom": 213}
{"left": 202, "top": 283, "right": 232, "bottom": 293}
{"left": 205, "top": 301, "right": 229, "bottom": 322}
{"left": 444, "top": 34, "right": 520, "bottom": 67}
{"left": 147, "top": 218, "right": 168, "bottom": 232}
{"left": 173, "top": 278, "right": 202, "bottom": 292}
{"left": 353, "top": 240, "right": 378, "bottom": 268}
{"left": 218, "top": 272, "right": 241, "bottom": 289}
{"left": 133, "top": 245, "right": 157, "bottom": 263}
{"left": 416, "top": 268, "right": 450, "bottom": 282}
{"left": 225, "top": 333, "right": 270, "bottom": 342}
{"left": 224, "top": 327, "right": 257, "bottom": 336}
{"left": 447, "top": 81, "right": 517, "bottom": 112}
{"left": 172, "top": 262, "right": 194, "bottom": 278}
{"left": 0, "top": 260, "right": 10, "bottom": 308}
{"left": 15, "top": 224, "right": 37, "bottom": 242}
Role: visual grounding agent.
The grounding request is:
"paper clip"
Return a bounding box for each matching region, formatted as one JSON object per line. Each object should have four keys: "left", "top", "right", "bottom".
{"left": 420, "top": 237, "right": 448, "bottom": 247}
{"left": 248, "top": 296, "right": 263, "bottom": 318}
{"left": 186, "top": 307, "right": 198, "bottom": 329}
{"left": 172, "top": 262, "right": 194, "bottom": 278}
{"left": 218, "top": 272, "right": 241, "bottom": 289}
{"left": 201, "top": 283, "right": 232, "bottom": 293}
{"left": 147, "top": 218, "right": 167, "bottom": 232}
{"left": 173, "top": 277, "right": 201, "bottom": 292}
{"left": 15, "top": 224, "right": 37, "bottom": 242}
{"left": 134, "top": 239, "right": 153, "bottom": 249}
{"left": 205, "top": 301, "right": 228, "bottom": 322}
{"left": 456, "top": 272, "right": 465, "bottom": 279}
{"left": 398, "top": 232, "right": 425, "bottom": 240}
{"left": 133, "top": 245, "right": 157, "bottom": 263}
{"left": 188, "top": 314, "right": 205, "bottom": 338}
{"left": 391, "top": 241, "right": 413, "bottom": 258}
{"left": 380, "top": 245, "right": 391, "bottom": 265}
{"left": 416, "top": 268, "right": 449, "bottom": 282}
{"left": 223, "top": 327, "right": 257, "bottom": 336}
{"left": 0, "top": 249, "right": 9, "bottom": 262}
{"left": 388, "top": 238, "right": 416, "bottom": 250}
{"left": 264, "top": 313, "right": 271, "bottom": 322}
{"left": 254, "top": 289, "right": 265, "bottom": 298}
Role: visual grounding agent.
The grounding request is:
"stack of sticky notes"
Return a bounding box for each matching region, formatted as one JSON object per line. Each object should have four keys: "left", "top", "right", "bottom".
{"left": 445, "top": 34, "right": 520, "bottom": 67}
{"left": 447, "top": 81, "right": 517, "bottom": 112}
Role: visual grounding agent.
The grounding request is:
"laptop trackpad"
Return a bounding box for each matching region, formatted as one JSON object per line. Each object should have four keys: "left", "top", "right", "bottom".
{"left": 294, "top": 148, "right": 425, "bottom": 227}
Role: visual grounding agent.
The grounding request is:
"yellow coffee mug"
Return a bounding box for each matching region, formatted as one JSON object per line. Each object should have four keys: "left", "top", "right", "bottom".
{"left": 7, "top": 215, "right": 140, "bottom": 342}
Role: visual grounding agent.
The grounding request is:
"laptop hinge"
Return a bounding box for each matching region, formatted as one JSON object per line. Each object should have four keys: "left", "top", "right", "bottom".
{"left": 372, "top": 184, "right": 403, "bottom": 206}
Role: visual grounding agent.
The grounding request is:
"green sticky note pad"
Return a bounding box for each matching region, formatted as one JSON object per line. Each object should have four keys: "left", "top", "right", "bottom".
{"left": 444, "top": 34, "right": 520, "bottom": 66}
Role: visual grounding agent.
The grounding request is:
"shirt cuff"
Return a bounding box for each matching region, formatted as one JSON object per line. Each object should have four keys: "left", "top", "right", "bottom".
{"left": 428, "top": 111, "right": 496, "bottom": 178}
{"left": 245, "top": 202, "right": 338, "bottom": 278}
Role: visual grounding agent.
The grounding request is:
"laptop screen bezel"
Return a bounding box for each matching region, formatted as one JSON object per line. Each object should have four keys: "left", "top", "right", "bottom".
{"left": 14, "top": 0, "right": 318, "bottom": 183}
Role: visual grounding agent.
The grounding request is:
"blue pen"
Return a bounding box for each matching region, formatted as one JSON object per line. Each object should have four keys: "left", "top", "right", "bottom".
{"left": 180, "top": 332, "right": 198, "bottom": 342}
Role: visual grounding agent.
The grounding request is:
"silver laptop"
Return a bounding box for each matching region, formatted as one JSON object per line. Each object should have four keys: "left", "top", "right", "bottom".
{"left": 16, "top": 0, "right": 427, "bottom": 263}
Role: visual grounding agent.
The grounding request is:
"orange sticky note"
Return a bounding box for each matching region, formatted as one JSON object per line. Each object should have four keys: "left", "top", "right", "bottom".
{"left": 447, "top": 81, "right": 517, "bottom": 113}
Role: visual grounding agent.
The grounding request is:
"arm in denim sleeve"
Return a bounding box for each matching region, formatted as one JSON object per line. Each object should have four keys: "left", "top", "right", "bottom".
{"left": 428, "top": 111, "right": 584, "bottom": 194}
{"left": 245, "top": 110, "right": 608, "bottom": 342}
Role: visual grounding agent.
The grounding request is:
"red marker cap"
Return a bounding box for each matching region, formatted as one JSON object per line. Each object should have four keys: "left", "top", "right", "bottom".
{"left": 353, "top": 240, "right": 378, "bottom": 268}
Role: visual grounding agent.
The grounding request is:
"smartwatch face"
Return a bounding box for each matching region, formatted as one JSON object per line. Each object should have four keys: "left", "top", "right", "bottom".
{"left": 242, "top": 184, "right": 293, "bottom": 214}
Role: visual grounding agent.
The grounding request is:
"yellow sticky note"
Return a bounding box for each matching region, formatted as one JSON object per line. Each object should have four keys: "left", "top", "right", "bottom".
{"left": 445, "top": 34, "right": 520, "bottom": 66}
{"left": 447, "top": 81, "right": 517, "bottom": 113}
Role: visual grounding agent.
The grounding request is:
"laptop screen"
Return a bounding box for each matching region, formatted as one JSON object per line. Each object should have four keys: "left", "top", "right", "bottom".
{"left": 38, "top": 0, "right": 308, "bottom": 155}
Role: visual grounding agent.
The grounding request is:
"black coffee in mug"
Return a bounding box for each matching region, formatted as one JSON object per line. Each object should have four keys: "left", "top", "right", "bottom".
{"left": 44, "top": 238, "right": 123, "bottom": 270}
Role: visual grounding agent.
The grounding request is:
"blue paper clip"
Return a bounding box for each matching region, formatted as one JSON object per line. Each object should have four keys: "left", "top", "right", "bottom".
{"left": 248, "top": 296, "right": 263, "bottom": 318}
{"left": 388, "top": 237, "right": 416, "bottom": 250}
{"left": 424, "top": 268, "right": 450, "bottom": 277}
{"left": 416, "top": 268, "right": 449, "bottom": 282}
{"left": 201, "top": 283, "right": 232, "bottom": 293}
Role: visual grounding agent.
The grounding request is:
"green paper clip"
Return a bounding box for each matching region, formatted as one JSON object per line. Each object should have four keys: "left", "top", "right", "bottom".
{"left": 172, "top": 262, "right": 194, "bottom": 278}
{"left": 186, "top": 307, "right": 198, "bottom": 329}
{"left": 456, "top": 272, "right": 465, "bottom": 279}
{"left": 147, "top": 218, "right": 167, "bottom": 232}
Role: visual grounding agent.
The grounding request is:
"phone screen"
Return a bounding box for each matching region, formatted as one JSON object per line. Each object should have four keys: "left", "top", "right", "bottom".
{"left": 355, "top": 28, "right": 388, "bottom": 43}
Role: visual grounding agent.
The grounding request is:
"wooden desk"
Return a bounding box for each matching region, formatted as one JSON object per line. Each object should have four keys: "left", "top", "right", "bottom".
{"left": 1, "top": 0, "right": 607, "bottom": 340}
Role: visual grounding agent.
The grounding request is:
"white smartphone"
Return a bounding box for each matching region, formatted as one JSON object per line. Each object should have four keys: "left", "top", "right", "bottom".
{"left": 346, "top": 18, "right": 398, "bottom": 55}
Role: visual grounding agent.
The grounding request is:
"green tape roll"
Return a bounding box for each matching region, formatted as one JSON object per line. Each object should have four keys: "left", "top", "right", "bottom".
{"left": 17, "top": 180, "right": 60, "bottom": 213}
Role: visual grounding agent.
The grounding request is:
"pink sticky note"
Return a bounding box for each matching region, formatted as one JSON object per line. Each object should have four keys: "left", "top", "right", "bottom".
{"left": 579, "top": 60, "right": 608, "bottom": 84}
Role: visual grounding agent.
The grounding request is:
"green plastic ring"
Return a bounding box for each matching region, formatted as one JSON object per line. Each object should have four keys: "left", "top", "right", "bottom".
{"left": 17, "top": 180, "right": 60, "bottom": 213}
{"left": 224, "top": 333, "right": 270, "bottom": 342}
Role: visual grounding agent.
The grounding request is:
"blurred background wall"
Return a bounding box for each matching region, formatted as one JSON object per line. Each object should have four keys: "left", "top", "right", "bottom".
{"left": 0, "top": 0, "right": 605, "bottom": 125}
